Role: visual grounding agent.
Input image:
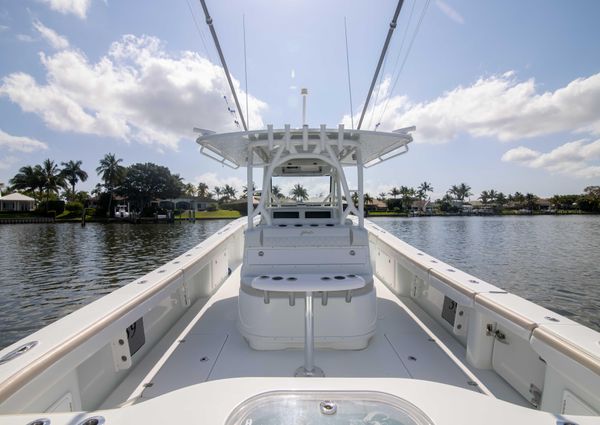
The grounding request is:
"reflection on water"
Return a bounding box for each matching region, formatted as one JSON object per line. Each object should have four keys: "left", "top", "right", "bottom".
{"left": 371, "top": 215, "right": 600, "bottom": 332}
{"left": 0, "top": 216, "right": 599, "bottom": 350}
{"left": 0, "top": 221, "right": 231, "bottom": 349}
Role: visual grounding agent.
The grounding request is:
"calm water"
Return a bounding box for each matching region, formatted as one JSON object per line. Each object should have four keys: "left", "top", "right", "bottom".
{"left": 0, "top": 216, "right": 599, "bottom": 350}
{"left": 0, "top": 221, "right": 231, "bottom": 349}
{"left": 370, "top": 215, "right": 600, "bottom": 332}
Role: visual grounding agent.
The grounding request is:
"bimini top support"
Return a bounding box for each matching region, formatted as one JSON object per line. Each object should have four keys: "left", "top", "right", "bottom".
{"left": 196, "top": 124, "right": 414, "bottom": 229}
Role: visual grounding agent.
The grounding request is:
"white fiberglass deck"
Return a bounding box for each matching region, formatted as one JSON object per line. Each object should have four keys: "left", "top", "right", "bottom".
{"left": 104, "top": 266, "right": 528, "bottom": 409}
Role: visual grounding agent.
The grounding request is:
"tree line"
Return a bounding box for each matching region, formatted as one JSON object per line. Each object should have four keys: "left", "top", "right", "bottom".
{"left": 6, "top": 157, "right": 600, "bottom": 215}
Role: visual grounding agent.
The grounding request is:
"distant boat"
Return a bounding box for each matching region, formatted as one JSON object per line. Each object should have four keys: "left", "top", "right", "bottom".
{"left": 114, "top": 204, "right": 130, "bottom": 219}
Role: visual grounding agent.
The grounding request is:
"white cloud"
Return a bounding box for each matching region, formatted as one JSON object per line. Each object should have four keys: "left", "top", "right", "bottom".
{"left": 16, "top": 34, "right": 36, "bottom": 43}
{"left": 194, "top": 172, "right": 245, "bottom": 193}
{"left": 0, "top": 155, "right": 18, "bottom": 171}
{"left": 0, "top": 25, "right": 9, "bottom": 32}
{"left": 0, "top": 34, "right": 267, "bottom": 150}
{"left": 0, "top": 128, "right": 49, "bottom": 152}
{"left": 435, "top": 0, "right": 464, "bottom": 24}
{"left": 344, "top": 71, "right": 600, "bottom": 144}
{"left": 39, "top": 0, "right": 91, "bottom": 19}
{"left": 291, "top": 69, "right": 295, "bottom": 79}
{"left": 33, "top": 19, "right": 69, "bottom": 49}
{"left": 502, "top": 139, "right": 600, "bottom": 179}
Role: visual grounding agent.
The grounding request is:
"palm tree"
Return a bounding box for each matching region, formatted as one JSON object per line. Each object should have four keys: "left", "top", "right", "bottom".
{"left": 197, "top": 182, "right": 210, "bottom": 198}
{"left": 495, "top": 192, "right": 507, "bottom": 213}
{"left": 223, "top": 184, "right": 237, "bottom": 201}
{"left": 399, "top": 186, "right": 414, "bottom": 211}
{"left": 272, "top": 185, "right": 284, "bottom": 199}
{"left": 184, "top": 183, "right": 197, "bottom": 197}
{"left": 364, "top": 193, "right": 373, "bottom": 205}
{"left": 96, "top": 153, "right": 125, "bottom": 216}
{"left": 449, "top": 183, "right": 472, "bottom": 201}
{"left": 40, "top": 159, "right": 66, "bottom": 207}
{"left": 213, "top": 186, "right": 223, "bottom": 202}
{"left": 525, "top": 193, "right": 537, "bottom": 211}
{"left": 61, "top": 160, "right": 88, "bottom": 201}
{"left": 479, "top": 190, "right": 490, "bottom": 205}
{"left": 9, "top": 165, "right": 44, "bottom": 200}
{"left": 290, "top": 183, "right": 309, "bottom": 202}
{"left": 488, "top": 189, "right": 498, "bottom": 203}
{"left": 377, "top": 192, "right": 387, "bottom": 202}
{"left": 389, "top": 187, "right": 400, "bottom": 199}
{"left": 417, "top": 181, "right": 433, "bottom": 200}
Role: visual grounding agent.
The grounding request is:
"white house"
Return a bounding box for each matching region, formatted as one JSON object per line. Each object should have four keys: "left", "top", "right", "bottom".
{"left": 0, "top": 193, "right": 36, "bottom": 212}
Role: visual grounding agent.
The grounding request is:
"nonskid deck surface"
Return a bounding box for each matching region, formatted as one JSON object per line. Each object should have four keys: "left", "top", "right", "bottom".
{"left": 109, "top": 267, "right": 526, "bottom": 406}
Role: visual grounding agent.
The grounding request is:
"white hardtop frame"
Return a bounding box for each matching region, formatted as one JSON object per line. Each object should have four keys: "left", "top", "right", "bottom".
{"left": 197, "top": 124, "right": 414, "bottom": 229}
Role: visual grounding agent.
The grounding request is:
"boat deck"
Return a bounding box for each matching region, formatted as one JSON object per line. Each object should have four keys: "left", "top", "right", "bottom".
{"left": 102, "top": 266, "right": 529, "bottom": 409}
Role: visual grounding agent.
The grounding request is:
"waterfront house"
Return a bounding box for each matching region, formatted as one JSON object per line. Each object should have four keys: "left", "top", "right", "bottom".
{"left": 410, "top": 200, "right": 432, "bottom": 214}
{"left": 0, "top": 192, "right": 35, "bottom": 212}
{"left": 157, "top": 196, "right": 218, "bottom": 211}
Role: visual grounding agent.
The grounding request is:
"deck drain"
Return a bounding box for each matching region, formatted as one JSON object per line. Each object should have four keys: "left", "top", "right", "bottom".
{"left": 136, "top": 280, "right": 148, "bottom": 285}
{"left": 143, "top": 382, "right": 154, "bottom": 388}
{"left": 408, "top": 356, "right": 417, "bottom": 361}
{"left": 200, "top": 356, "right": 209, "bottom": 362}
{"left": 544, "top": 316, "right": 560, "bottom": 322}
{"left": 467, "top": 381, "right": 478, "bottom": 387}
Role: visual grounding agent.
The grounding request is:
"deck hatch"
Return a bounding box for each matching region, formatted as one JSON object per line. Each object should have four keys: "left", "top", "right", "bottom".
{"left": 225, "top": 391, "right": 434, "bottom": 425}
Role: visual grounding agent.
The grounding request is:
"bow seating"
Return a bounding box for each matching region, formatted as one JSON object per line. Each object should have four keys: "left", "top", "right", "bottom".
{"left": 238, "top": 217, "right": 377, "bottom": 350}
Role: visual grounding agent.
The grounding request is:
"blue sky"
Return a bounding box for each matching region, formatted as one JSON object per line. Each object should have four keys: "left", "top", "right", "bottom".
{"left": 0, "top": 0, "right": 599, "bottom": 200}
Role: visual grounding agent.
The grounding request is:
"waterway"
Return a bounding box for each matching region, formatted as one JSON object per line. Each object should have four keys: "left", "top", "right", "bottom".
{"left": 0, "top": 216, "right": 598, "bottom": 349}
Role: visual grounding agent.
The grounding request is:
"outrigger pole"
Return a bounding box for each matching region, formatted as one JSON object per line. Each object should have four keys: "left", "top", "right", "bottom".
{"left": 198, "top": 0, "right": 248, "bottom": 131}
{"left": 357, "top": 0, "right": 405, "bottom": 130}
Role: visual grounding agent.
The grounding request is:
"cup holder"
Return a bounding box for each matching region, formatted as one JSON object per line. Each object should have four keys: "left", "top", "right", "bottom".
{"left": 278, "top": 224, "right": 287, "bottom": 227}
{"left": 321, "top": 276, "right": 331, "bottom": 280}
{"left": 294, "top": 224, "right": 303, "bottom": 227}
{"left": 287, "top": 277, "right": 297, "bottom": 281}
{"left": 259, "top": 275, "right": 269, "bottom": 279}
{"left": 326, "top": 224, "right": 334, "bottom": 227}
{"left": 272, "top": 276, "right": 283, "bottom": 280}
{"left": 347, "top": 274, "right": 356, "bottom": 278}
{"left": 334, "top": 276, "right": 345, "bottom": 280}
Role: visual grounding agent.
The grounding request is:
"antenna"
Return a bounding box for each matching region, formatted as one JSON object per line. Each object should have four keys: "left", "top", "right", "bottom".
{"left": 198, "top": 0, "right": 248, "bottom": 131}
{"left": 344, "top": 17, "right": 355, "bottom": 129}
{"left": 357, "top": 0, "right": 405, "bottom": 130}
{"left": 301, "top": 88, "right": 308, "bottom": 127}
{"left": 243, "top": 14, "right": 249, "bottom": 130}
